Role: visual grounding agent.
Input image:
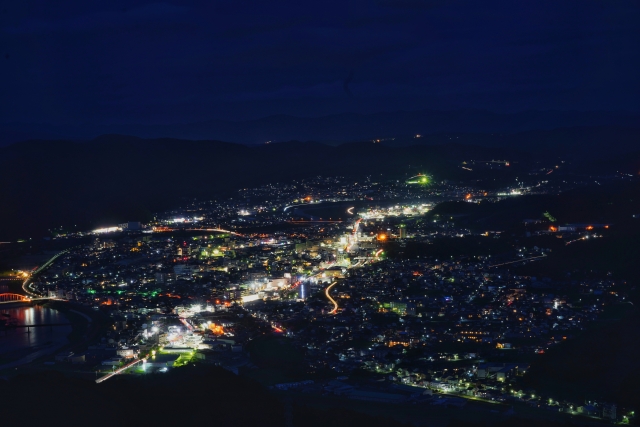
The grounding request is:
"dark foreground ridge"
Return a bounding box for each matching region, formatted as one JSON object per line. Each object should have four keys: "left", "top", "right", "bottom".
{"left": 0, "top": 366, "right": 414, "bottom": 427}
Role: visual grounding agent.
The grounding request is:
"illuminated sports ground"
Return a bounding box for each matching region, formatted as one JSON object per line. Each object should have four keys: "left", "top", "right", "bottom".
{"left": 405, "top": 174, "right": 431, "bottom": 185}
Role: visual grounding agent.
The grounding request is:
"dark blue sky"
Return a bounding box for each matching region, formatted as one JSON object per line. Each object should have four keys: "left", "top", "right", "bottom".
{"left": 2, "top": 0, "right": 639, "bottom": 124}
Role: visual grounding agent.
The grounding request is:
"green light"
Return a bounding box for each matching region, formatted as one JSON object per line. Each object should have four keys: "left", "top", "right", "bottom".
{"left": 406, "top": 174, "right": 430, "bottom": 185}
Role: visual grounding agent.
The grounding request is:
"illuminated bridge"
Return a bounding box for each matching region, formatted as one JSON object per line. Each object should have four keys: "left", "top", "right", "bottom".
{"left": 0, "top": 293, "right": 51, "bottom": 305}
{"left": 0, "top": 293, "right": 31, "bottom": 303}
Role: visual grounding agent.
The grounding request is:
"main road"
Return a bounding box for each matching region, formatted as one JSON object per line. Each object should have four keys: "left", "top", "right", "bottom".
{"left": 95, "top": 357, "right": 146, "bottom": 383}
{"left": 325, "top": 281, "right": 339, "bottom": 315}
{"left": 22, "top": 247, "right": 76, "bottom": 297}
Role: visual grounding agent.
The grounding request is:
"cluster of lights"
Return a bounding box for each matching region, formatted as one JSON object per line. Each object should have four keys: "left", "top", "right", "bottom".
{"left": 92, "top": 227, "right": 121, "bottom": 234}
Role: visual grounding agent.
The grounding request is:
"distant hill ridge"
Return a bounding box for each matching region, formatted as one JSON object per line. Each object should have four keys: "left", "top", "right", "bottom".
{"left": 0, "top": 136, "right": 529, "bottom": 240}
{"left": 1, "top": 126, "right": 639, "bottom": 241}
{"left": 1, "top": 109, "right": 639, "bottom": 146}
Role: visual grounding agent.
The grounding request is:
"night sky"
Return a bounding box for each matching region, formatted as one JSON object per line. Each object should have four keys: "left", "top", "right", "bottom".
{"left": 2, "top": 1, "right": 639, "bottom": 125}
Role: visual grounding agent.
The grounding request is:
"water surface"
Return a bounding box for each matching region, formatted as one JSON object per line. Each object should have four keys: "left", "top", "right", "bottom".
{"left": 0, "top": 305, "right": 72, "bottom": 366}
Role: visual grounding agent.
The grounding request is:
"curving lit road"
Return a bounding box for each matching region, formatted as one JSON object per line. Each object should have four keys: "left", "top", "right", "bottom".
{"left": 487, "top": 254, "right": 546, "bottom": 268}
{"left": 22, "top": 247, "right": 75, "bottom": 297}
{"left": 185, "top": 227, "right": 244, "bottom": 237}
{"left": 325, "top": 281, "right": 339, "bottom": 314}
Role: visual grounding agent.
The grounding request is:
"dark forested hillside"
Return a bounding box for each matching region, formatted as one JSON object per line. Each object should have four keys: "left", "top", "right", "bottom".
{"left": 1, "top": 126, "right": 639, "bottom": 241}
{"left": 0, "top": 366, "right": 420, "bottom": 427}
{"left": 0, "top": 136, "right": 527, "bottom": 241}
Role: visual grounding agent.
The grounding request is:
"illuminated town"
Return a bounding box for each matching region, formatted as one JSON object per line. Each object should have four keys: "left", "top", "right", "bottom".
{"left": 3, "top": 171, "right": 632, "bottom": 424}
{"left": 2, "top": 2, "right": 639, "bottom": 425}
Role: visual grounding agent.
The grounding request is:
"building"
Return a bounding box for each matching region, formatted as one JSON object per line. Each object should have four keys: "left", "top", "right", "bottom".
{"left": 155, "top": 272, "right": 175, "bottom": 284}
{"left": 602, "top": 403, "right": 617, "bottom": 421}
{"left": 298, "top": 282, "right": 307, "bottom": 300}
{"left": 398, "top": 225, "right": 407, "bottom": 239}
{"left": 117, "top": 348, "right": 137, "bottom": 359}
{"left": 173, "top": 265, "right": 200, "bottom": 275}
{"left": 119, "top": 221, "right": 142, "bottom": 230}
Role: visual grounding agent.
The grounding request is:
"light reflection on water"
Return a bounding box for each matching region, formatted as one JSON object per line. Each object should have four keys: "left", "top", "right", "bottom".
{"left": 0, "top": 306, "right": 71, "bottom": 355}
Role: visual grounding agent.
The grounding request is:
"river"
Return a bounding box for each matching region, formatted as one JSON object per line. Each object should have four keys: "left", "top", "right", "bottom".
{"left": 0, "top": 305, "right": 72, "bottom": 368}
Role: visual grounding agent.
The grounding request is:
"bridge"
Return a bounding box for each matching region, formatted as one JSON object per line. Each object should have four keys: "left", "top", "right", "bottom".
{"left": 1, "top": 322, "right": 71, "bottom": 332}
{"left": 0, "top": 293, "right": 51, "bottom": 305}
{"left": 7, "top": 323, "right": 71, "bottom": 328}
{"left": 0, "top": 322, "right": 71, "bottom": 336}
{"left": 0, "top": 293, "right": 31, "bottom": 302}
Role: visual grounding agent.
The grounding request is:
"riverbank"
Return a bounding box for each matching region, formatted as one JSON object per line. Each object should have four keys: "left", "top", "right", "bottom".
{"left": 0, "top": 301, "right": 108, "bottom": 374}
{"left": 42, "top": 300, "right": 107, "bottom": 347}
{"left": 0, "top": 338, "right": 69, "bottom": 370}
{"left": 0, "top": 302, "right": 73, "bottom": 370}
